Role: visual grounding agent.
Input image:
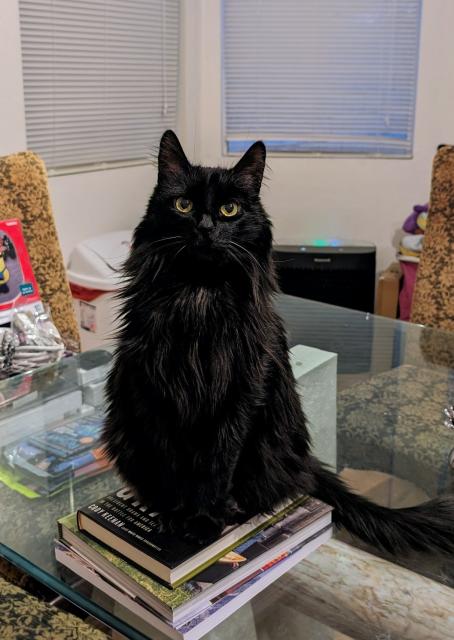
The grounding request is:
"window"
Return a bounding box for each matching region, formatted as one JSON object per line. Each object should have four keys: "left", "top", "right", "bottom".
{"left": 19, "top": 0, "right": 179, "bottom": 172}
{"left": 223, "top": 0, "right": 421, "bottom": 156}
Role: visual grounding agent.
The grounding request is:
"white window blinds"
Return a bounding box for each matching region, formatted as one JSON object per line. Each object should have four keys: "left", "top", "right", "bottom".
{"left": 19, "top": 0, "right": 179, "bottom": 171}
{"left": 223, "top": 0, "right": 421, "bottom": 156}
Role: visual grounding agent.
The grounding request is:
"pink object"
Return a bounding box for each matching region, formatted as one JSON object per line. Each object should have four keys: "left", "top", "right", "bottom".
{"left": 399, "top": 260, "right": 419, "bottom": 320}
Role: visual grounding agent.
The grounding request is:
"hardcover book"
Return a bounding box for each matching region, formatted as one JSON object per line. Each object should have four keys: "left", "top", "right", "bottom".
{"left": 55, "top": 524, "right": 333, "bottom": 640}
{"left": 58, "top": 497, "right": 332, "bottom": 623}
{"left": 77, "top": 488, "right": 306, "bottom": 587}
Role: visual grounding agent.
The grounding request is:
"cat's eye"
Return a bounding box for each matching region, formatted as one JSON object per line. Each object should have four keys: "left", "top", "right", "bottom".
{"left": 220, "top": 202, "right": 239, "bottom": 218}
{"left": 175, "top": 197, "right": 193, "bottom": 214}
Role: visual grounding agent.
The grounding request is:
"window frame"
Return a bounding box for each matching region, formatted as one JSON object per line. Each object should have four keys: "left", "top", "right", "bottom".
{"left": 19, "top": 0, "right": 181, "bottom": 176}
{"left": 221, "top": 0, "right": 422, "bottom": 159}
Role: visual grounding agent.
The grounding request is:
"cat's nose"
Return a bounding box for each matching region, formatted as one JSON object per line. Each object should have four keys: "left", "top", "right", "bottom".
{"left": 198, "top": 215, "right": 214, "bottom": 232}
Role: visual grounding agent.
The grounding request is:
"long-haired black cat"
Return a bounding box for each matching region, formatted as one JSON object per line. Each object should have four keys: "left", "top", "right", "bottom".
{"left": 103, "top": 130, "right": 454, "bottom": 553}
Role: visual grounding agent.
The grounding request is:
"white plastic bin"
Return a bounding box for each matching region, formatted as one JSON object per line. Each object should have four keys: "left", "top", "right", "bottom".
{"left": 67, "top": 230, "right": 133, "bottom": 351}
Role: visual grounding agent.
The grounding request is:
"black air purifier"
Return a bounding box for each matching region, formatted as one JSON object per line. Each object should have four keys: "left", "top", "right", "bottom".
{"left": 273, "top": 242, "right": 376, "bottom": 313}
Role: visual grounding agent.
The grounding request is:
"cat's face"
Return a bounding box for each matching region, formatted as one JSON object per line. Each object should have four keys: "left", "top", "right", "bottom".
{"left": 136, "top": 131, "right": 272, "bottom": 267}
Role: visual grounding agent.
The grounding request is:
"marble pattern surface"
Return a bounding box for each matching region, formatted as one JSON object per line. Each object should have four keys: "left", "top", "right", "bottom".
{"left": 337, "top": 364, "right": 454, "bottom": 495}
{"left": 260, "top": 539, "right": 454, "bottom": 640}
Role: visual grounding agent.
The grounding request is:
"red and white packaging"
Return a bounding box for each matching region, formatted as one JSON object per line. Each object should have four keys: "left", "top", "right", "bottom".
{"left": 0, "top": 218, "right": 44, "bottom": 325}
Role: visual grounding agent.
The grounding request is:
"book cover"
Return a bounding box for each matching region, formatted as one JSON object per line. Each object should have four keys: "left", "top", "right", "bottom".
{"left": 176, "top": 525, "right": 333, "bottom": 636}
{"left": 77, "top": 488, "right": 304, "bottom": 586}
{"left": 192, "top": 497, "right": 331, "bottom": 585}
{"left": 3, "top": 411, "right": 109, "bottom": 486}
{"left": 0, "top": 461, "right": 110, "bottom": 499}
{"left": 0, "top": 410, "right": 111, "bottom": 497}
{"left": 29, "top": 412, "right": 106, "bottom": 458}
{"left": 59, "top": 513, "right": 196, "bottom": 612}
{"left": 59, "top": 497, "right": 331, "bottom": 621}
{"left": 0, "top": 218, "right": 43, "bottom": 324}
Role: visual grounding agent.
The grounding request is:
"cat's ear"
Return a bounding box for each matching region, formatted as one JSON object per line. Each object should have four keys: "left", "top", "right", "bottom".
{"left": 232, "top": 141, "right": 266, "bottom": 194}
{"left": 158, "top": 130, "right": 190, "bottom": 182}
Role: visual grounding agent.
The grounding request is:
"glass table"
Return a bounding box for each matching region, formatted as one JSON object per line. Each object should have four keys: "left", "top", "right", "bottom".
{"left": 0, "top": 295, "right": 453, "bottom": 640}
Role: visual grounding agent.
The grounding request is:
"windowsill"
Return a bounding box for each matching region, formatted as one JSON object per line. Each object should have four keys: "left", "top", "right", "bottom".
{"left": 222, "top": 150, "right": 414, "bottom": 160}
{"left": 47, "top": 159, "right": 154, "bottom": 178}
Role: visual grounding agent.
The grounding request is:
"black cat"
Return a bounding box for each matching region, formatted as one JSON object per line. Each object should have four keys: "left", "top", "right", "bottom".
{"left": 103, "top": 130, "right": 454, "bottom": 552}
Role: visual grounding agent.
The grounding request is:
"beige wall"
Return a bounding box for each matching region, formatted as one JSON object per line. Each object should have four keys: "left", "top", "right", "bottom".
{"left": 184, "top": 0, "right": 454, "bottom": 272}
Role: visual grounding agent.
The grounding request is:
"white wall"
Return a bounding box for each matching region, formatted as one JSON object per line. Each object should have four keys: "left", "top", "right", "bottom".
{"left": 48, "top": 166, "right": 154, "bottom": 260}
{"left": 185, "top": 0, "right": 454, "bottom": 272}
{"left": 0, "top": 0, "right": 26, "bottom": 154}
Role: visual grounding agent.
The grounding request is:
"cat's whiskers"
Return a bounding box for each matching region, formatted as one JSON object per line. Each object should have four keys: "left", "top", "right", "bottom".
{"left": 227, "top": 240, "right": 268, "bottom": 279}
{"left": 225, "top": 245, "right": 262, "bottom": 303}
{"left": 173, "top": 244, "right": 187, "bottom": 260}
{"left": 150, "top": 240, "right": 185, "bottom": 284}
{"left": 150, "top": 258, "right": 165, "bottom": 285}
{"left": 149, "top": 239, "right": 184, "bottom": 262}
{"left": 148, "top": 235, "right": 183, "bottom": 248}
{"left": 225, "top": 245, "right": 249, "bottom": 275}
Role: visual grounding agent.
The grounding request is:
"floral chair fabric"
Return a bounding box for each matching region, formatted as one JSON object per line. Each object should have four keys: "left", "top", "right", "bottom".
{"left": 0, "top": 576, "right": 107, "bottom": 639}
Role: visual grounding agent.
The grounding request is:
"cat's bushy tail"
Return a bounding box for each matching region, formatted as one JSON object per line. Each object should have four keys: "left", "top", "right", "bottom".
{"left": 310, "top": 458, "right": 454, "bottom": 555}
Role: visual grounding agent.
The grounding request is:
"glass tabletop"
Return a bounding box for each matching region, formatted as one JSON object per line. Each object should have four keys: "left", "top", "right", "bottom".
{"left": 0, "top": 294, "right": 453, "bottom": 640}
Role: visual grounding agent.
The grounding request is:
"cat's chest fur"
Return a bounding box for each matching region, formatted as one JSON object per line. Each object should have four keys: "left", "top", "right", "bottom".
{"left": 138, "top": 282, "right": 267, "bottom": 421}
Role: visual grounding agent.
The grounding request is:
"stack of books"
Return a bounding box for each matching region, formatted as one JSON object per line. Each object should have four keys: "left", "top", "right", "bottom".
{"left": 55, "top": 488, "right": 332, "bottom": 639}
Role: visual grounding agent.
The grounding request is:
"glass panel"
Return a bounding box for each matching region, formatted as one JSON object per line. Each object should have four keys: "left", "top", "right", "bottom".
{"left": 0, "top": 298, "right": 453, "bottom": 637}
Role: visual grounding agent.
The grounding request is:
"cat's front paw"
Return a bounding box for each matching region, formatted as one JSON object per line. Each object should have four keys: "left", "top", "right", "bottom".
{"left": 220, "top": 497, "right": 245, "bottom": 525}
{"left": 182, "top": 513, "right": 224, "bottom": 545}
{"left": 154, "top": 510, "right": 222, "bottom": 544}
{"left": 154, "top": 511, "right": 181, "bottom": 535}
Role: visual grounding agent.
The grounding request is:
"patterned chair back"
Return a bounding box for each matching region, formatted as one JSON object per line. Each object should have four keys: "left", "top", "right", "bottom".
{"left": 0, "top": 152, "right": 80, "bottom": 350}
{"left": 411, "top": 145, "right": 454, "bottom": 332}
